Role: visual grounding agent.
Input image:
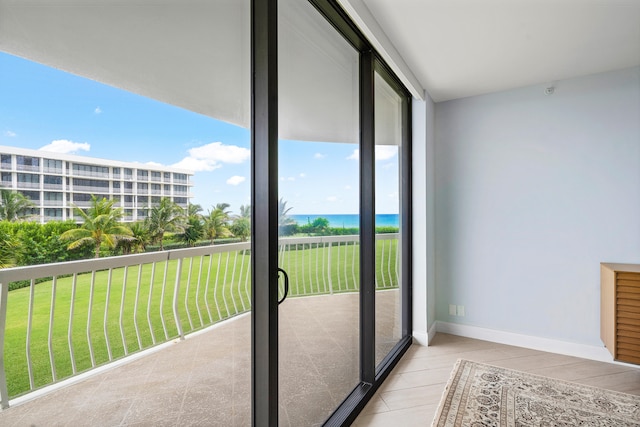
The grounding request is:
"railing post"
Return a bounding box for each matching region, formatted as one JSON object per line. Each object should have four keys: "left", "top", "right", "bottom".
{"left": 0, "top": 283, "right": 9, "bottom": 409}
{"left": 173, "top": 258, "right": 185, "bottom": 340}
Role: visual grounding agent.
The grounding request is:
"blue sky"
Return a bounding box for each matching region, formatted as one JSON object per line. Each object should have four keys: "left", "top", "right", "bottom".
{"left": 0, "top": 52, "right": 399, "bottom": 216}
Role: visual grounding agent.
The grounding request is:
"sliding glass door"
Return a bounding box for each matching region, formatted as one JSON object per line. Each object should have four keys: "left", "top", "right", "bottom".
{"left": 252, "top": 0, "right": 411, "bottom": 425}
{"left": 277, "top": 1, "right": 361, "bottom": 424}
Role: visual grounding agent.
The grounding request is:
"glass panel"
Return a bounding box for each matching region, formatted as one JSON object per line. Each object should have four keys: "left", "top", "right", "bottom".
{"left": 278, "top": 0, "right": 360, "bottom": 424}
{"left": 374, "top": 71, "right": 404, "bottom": 367}
{"left": 0, "top": 0, "right": 251, "bottom": 424}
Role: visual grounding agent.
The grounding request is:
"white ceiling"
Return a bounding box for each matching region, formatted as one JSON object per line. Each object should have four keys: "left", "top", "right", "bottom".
{"left": 361, "top": 0, "right": 640, "bottom": 102}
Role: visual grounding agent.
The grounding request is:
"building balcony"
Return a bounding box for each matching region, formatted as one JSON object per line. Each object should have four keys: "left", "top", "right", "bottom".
{"left": 42, "top": 200, "right": 63, "bottom": 207}
{"left": 43, "top": 183, "right": 63, "bottom": 190}
{"left": 16, "top": 165, "right": 40, "bottom": 172}
{"left": 43, "top": 167, "right": 63, "bottom": 174}
{"left": 16, "top": 182, "right": 39, "bottom": 189}
{"left": 71, "top": 186, "right": 110, "bottom": 193}
{"left": 0, "top": 235, "right": 400, "bottom": 424}
{"left": 72, "top": 171, "right": 110, "bottom": 179}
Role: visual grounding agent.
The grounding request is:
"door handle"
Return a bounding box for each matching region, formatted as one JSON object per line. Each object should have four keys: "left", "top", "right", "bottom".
{"left": 278, "top": 268, "right": 289, "bottom": 305}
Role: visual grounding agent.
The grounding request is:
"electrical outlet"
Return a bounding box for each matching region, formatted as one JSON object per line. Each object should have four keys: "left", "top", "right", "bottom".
{"left": 457, "top": 305, "right": 465, "bottom": 317}
{"left": 449, "top": 304, "right": 457, "bottom": 316}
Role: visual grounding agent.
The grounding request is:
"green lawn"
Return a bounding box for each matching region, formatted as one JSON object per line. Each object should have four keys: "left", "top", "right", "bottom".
{"left": 3, "top": 239, "right": 398, "bottom": 398}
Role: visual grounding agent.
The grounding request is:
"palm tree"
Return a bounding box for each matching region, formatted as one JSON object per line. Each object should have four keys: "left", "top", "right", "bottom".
{"left": 179, "top": 215, "right": 204, "bottom": 247}
{"left": 0, "top": 229, "right": 20, "bottom": 268}
{"left": 61, "top": 195, "right": 132, "bottom": 258}
{"left": 230, "top": 217, "right": 251, "bottom": 241}
{"left": 238, "top": 204, "right": 251, "bottom": 219}
{"left": 187, "top": 203, "right": 203, "bottom": 218}
{"left": 278, "top": 198, "right": 295, "bottom": 227}
{"left": 204, "top": 204, "right": 231, "bottom": 244}
{"left": 146, "top": 197, "right": 185, "bottom": 250}
{"left": 0, "top": 189, "right": 34, "bottom": 221}
{"left": 118, "top": 221, "right": 150, "bottom": 255}
{"left": 278, "top": 198, "right": 297, "bottom": 236}
{"left": 231, "top": 204, "right": 251, "bottom": 242}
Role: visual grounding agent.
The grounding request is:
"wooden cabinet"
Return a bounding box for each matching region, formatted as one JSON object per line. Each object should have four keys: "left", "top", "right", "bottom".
{"left": 601, "top": 263, "right": 640, "bottom": 365}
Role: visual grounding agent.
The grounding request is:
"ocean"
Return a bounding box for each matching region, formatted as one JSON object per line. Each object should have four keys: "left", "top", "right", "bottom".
{"left": 291, "top": 214, "right": 398, "bottom": 229}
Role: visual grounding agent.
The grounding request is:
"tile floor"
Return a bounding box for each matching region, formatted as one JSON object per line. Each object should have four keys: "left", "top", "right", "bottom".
{"left": 0, "top": 291, "right": 398, "bottom": 427}
{"left": 353, "top": 333, "right": 640, "bottom": 426}
{"left": 1, "top": 298, "right": 638, "bottom": 426}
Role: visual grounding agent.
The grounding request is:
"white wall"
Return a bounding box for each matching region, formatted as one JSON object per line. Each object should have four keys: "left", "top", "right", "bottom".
{"left": 434, "top": 67, "right": 640, "bottom": 347}
{"left": 412, "top": 91, "right": 436, "bottom": 345}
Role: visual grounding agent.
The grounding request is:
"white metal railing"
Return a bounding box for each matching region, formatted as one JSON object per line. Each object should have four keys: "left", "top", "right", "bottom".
{"left": 16, "top": 182, "right": 39, "bottom": 189}
{"left": 16, "top": 165, "right": 40, "bottom": 172}
{"left": 0, "top": 234, "right": 398, "bottom": 408}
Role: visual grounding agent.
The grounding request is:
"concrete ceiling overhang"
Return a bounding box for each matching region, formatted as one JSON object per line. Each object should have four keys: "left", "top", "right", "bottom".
{"left": 348, "top": 0, "right": 640, "bottom": 101}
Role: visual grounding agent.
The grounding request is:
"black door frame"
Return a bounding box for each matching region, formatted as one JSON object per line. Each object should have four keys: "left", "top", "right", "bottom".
{"left": 251, "top": 1, "right": 413, "bottom": 425}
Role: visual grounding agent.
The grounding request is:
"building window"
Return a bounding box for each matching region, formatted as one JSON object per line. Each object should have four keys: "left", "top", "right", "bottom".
{"left": 1, "top": 154, "right": 11, "bottom": 169}
{"left": 72, "top": 163, "right": 109, "bottom": 177}
{"left": 43, "top": 159, "right": 62, "bottom": 172}
{"left": 43, "top": 175, "right": 63, "bottom": 187}
{"left": 17, "top": 173, "right": 39, "bottom": 188}
{"left": 137, "top": 170, "right": 148, "bottom": 180}
{"left": 138, "top": 196, "right": 148, "bottom": 204}
{"left": 20, "top": 190, "right": 40, "bottom": 201}
{"left": 174, "top": 173, "right": 188, "bottom": 184}
{"left": 1, "top": 172, "right": 12, "bottom": 185}
{"left": 124, "top": 168, "right": 133, "bottom": 177}
{"left": 72, "top": 178, "right": 109, "bottom": 191}
{"left": 113, "top": 181, "right": 121, "bottom": 190}
{"left": 44, "top": 208, "right": 63, "bottom": 218}
{"left": 16, "top": 155, "right": 39, "bottom": 170}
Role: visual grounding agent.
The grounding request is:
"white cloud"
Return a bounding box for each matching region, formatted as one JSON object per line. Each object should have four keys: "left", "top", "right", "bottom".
{"left": 327, "top": 196, "right": 338, "bottom": 202}
{"left": 376, "top": 146, "right": 398, "bottom": 160}
{"left": 314, "top": 153, "right": 326, "bottom": 159}
{"left": 226, "top": 175, "right": 246, "bottom": 186}
{"left": 145, "top": 161, "right": 164, "bottom": 167}
{"left": 4, "top": 131, "right": 16, "bottom": 137}
{"left": 344, "top": 185, "right": 352, "bottom": 190}
{"left": 39, "top": 139, "right": 90, "bottom": 154}
{"left": 347, "top": 146, "right": 398, "bottom": 161}
{"left": 299, "top": 173, "right": 306, "bottom": 178}
{"left": 94, "top": 107, "right": 102, "bottom": 114}
{"left": 172, "top": 142, "right": 250, "bottom": 172}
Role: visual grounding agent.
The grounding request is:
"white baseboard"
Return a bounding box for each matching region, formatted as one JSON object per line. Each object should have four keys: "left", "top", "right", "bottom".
{"left": 428, "top": 322, "right": 438, "bottom": 345}
{"left": 435, "top": 321, "right": 623, "bottom": 364}
{"left": 412, "top": 323, "right": 438, "bottom": 347}
{"left": 412, "top": 330, "right": 429, "bottom": 346}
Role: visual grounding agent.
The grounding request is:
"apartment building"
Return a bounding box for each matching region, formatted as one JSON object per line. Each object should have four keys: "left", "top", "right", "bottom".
{"left": 0, "top": 145, "right": 192, "bottom": 223}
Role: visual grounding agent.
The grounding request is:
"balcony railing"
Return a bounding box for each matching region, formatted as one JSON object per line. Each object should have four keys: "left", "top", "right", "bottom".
{"left": 0, "top": 234, "right": 398, "bottom": 408}
{"left": 43, "top": 167, "right": 63, "bottom": 174}
{"left": 16, "top": 182, "right": 39, "bottom": 189}
{"left": 16, "top": 165, "right": 40, "bottom": 173}
{"left": 42, "top": 200, "right": 63, "bottom": 207}
{"left": 72, "top": 171, "right": 109, "bottom": 179}
{"left": 71, "top": 186, "right": 109, "bottom": 193}
{"left": 43, "top": 184, "right": 63, "bottom": 190}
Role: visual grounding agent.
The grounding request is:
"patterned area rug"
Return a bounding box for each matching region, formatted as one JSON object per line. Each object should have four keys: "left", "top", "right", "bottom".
{"left": 432, "top": 359, "right": 640, "bottom": 426}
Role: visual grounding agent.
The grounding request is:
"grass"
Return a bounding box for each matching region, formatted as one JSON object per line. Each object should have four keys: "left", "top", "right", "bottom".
{"left": 3, "top": 240, "right": 398, "bottom": 398}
